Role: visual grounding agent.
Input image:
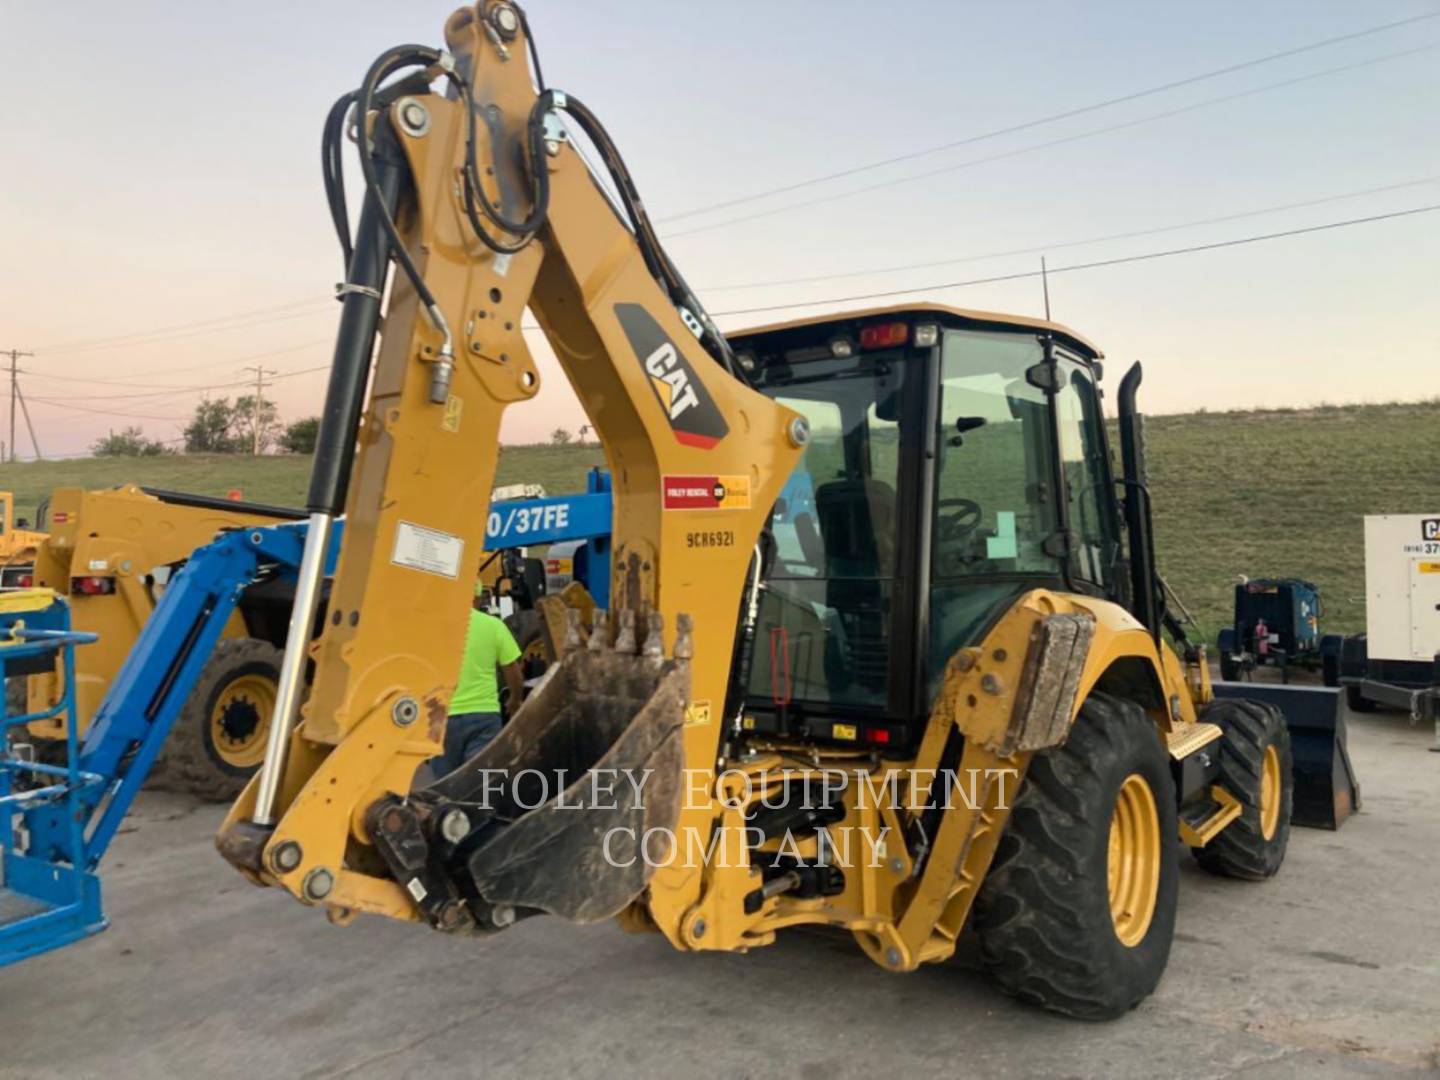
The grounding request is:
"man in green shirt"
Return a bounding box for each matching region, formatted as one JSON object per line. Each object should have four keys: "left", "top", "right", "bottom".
{"left": 432, "top": 584, "right": 525, "bottom": 777}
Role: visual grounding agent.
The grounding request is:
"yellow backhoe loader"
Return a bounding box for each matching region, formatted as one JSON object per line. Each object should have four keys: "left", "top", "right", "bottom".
{"left": 22, "top": 485, "right": 302, "bottom": 798}
{"left": 214, "top": 3, "right": 1308, "bottom": 1018}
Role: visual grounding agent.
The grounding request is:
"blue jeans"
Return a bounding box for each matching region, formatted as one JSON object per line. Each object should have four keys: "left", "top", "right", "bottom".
{"left": 431, "top": 711, "right": 503, "bottom": 777}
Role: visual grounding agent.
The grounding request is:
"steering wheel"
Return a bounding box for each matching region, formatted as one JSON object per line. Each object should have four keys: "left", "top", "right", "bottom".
{"left": 935, "top": 497, "right": 983, "bottom": 543}
{"left": 933, "top": 504, "right": 979, "bottom": 544}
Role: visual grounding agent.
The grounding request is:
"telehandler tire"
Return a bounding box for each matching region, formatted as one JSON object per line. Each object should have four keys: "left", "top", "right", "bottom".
{"left": 150, "top": 637, "right": 281, "bottom": 802}
{"left": 1218, "top": 651, "right": 1240, "bottom": 683}
{"left": 974, "top": 691, "right": 1179, "bottom": 1020}
{"left": 1191, "top": 698, "right": 1291, "bottom": 880}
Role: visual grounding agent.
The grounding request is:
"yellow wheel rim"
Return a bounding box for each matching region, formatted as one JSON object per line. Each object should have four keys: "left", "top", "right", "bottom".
{"left": 1107, "top": 773, "right": 1161, "bottom": 948}
{"left": 1259, "top": 744, "right": 1282, "bottom": 841}
{"left": 209, "top": 673, "right": 276, "bottom": 768}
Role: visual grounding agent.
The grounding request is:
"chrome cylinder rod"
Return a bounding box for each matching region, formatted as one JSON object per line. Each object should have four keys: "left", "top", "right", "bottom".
{"left": 250, "top": 115, "right": 404, "bottom": 826}
{"left": 252, "top": 511, "right": 333, "bottom": 825}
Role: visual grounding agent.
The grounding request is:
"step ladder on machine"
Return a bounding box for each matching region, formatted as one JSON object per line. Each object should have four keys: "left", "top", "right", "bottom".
{"left": 0, "top": 589, "right": 104, "bottom": 965}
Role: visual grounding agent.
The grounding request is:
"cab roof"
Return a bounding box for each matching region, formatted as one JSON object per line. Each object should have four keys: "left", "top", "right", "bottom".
{"left": 730, "top": 302, "right": 1102, "bottom": 360}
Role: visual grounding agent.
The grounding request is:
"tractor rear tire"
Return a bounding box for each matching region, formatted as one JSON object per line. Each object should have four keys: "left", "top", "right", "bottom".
{"left": 150, "top": 637, "right": 281, "bottom": 802}
{"left": 1191, "top": 698, "right": 1292, "bottom": 880}
{"left": 974, "top": 691, "right": 1179, "bottom": 1020}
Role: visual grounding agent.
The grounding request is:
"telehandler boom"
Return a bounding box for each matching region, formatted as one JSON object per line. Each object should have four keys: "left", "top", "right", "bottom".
{"left": 216, "top": 2, "right": 1320, "bottom": 1018}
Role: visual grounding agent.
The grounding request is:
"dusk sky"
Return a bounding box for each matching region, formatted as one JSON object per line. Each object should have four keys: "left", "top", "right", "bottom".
{"left": 2, "top": 1, "right": 1437, "bottom": 458}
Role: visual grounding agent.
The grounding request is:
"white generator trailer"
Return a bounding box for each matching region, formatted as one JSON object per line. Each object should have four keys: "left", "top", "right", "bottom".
{"left": 1336, "top": 514, "right": 1440, "bottom": 747}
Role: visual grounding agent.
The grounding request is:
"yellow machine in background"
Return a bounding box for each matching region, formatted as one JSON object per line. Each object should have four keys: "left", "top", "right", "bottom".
{"left": 212, "top": 2, "right": 1300, "bottom": 1019}
{"left": 0, "top": 491, "right": 46, "bottom": 588}
{"left": 23, "top": 485, "right": 302, "bottom": 798}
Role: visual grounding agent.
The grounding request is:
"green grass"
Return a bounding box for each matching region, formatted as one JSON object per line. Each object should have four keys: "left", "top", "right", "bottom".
{"left": 1147, "top": 401, "right": 1439, "bottom": 640}
{"left": 3, "top": 401, "right": 1434, "bottom": 639}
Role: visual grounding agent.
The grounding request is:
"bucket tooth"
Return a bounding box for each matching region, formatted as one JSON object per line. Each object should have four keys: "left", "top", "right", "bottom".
{"left": 588, "top": 610, "right": 610, "bottom": 653}
{"left": 614, "top": 609, "right": 637, "bottom": 654}
{"left": 675, "top": 613, "right": 694, "bottom": 660}
{"left": 643, "top": 612, "right": 665, "bottom": 665}
{"left": 380, "top": 608, "right": 693, "bottom": 931}
{"left": 564, "top": 607, "right": 585, "bottom": 652}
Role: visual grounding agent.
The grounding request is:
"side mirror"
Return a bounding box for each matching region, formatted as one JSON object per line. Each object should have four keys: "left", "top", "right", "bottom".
{"left": 949, "top": 415, "right": 988, "bottom": 447}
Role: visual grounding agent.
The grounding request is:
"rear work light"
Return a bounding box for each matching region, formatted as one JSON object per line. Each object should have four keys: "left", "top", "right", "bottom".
{"left": 71, "top": 576, "right": 115, "bottom": 596}
{"left": 859, "top": 322, "right": 908, "bottom": 350}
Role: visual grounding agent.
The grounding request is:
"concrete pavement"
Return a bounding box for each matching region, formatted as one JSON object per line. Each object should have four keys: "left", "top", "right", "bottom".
{"left": 2, "top": 706, "right": 1437, "bottom": 1079}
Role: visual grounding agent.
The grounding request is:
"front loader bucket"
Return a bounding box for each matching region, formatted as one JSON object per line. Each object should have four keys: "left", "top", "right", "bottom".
{"left": 1212, "top": 683, "right": 1361, "bottom": 829}
{"left": 374, "top": 611, "right": 690, "bottom": 932}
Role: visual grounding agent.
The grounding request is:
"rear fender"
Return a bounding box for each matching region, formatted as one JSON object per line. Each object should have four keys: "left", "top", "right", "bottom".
{"left": 939, "top": 590, "right": 1176, "bottom": 756}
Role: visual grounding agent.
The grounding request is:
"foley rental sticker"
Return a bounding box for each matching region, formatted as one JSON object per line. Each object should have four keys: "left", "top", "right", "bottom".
{"left": 662, "top": 474, "right": 751, "bottom": 511}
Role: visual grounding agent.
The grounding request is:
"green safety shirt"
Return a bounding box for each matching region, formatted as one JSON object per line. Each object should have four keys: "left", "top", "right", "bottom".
{"left": 449, "top": 610, "right": 521, "bottom": 716}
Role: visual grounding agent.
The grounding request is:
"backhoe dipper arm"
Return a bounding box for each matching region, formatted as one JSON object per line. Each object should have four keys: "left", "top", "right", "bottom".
{"left": 219, "top": 3, "right": 803, "bottom": 937}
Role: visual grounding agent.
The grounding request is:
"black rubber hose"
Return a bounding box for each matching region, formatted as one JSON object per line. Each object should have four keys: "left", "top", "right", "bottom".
{"left": 356, "top": 45, "right": 450, "bottom": 316}
{"left": 551, "top": 92, "right": 742, "bottom": 381}
{"left": 309, "top": 130, "right": 404, "bottom": 516}
{"left": 322, "top": 90, "right": 359, "bottom": 272}
{"left": 516, "top": 3, "right": 545, "bottom": 92}
{"left": 462, "top": 86, "right": 551, "bottom": 243}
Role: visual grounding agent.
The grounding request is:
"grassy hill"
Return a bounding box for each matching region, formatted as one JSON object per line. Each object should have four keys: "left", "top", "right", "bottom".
{"left": 3, "top": 401, "right": 1435, "bottom": 639}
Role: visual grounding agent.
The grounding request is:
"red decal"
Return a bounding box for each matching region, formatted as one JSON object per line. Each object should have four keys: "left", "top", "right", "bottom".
{"left": 663, "top": 475, "right": 723, "bottom": 510}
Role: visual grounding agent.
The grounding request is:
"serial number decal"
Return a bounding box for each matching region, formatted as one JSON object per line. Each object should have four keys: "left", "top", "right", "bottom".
{"left": 686, "top": 529, "right": 735, "bottom": 549}
{"left": 662, "top": 474, "right": 751, "bottom": 511}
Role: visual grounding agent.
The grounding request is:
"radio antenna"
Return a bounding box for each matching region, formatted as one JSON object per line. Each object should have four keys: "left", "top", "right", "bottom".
{"left": 1041, "top": 256, "right": 1052, "bottom": 321}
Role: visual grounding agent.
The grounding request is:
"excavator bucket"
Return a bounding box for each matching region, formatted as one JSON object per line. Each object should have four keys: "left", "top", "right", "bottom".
{"left": 370, "top": 610, "right": 690, "bottom": 933}
{"left": 1212, "top": 683, "right": 1361, "bottom": 829}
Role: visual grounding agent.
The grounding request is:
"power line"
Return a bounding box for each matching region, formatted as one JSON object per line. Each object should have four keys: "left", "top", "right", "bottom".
{"left": 29, "top": 297, "right": 331, "bottom": 356}
{"left": 667, "top": 41, "right": 1440, "bottom": 241}
{"left": 699, "top": 173, "right": 1440, "bottom": 291}
{"left": 709, "top": 203, "right": 1440, "bottom": 318}
{"left": 658, "top": 11, "right": 1440, "bottom": 223}
{"left": 24, "top": 396, "right": 188, "bottom": 422}
{"left": 20, "top": 362, "right": 330, "bottom": 401}
{"left": 21, "top": 21, "right": 1435, "bottom": 373}
{"left": 23, "top": 340, "right": 336, "bottom": 390}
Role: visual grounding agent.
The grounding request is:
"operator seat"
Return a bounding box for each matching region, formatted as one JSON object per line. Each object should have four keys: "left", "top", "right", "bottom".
{"left": 814, "top": 478, "right": 896, "bottom": 699}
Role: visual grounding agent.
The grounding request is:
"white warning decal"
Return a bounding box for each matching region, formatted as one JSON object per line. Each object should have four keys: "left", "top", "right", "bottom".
{"left": 391, "top": 521, "right": 464, "bottom": 579}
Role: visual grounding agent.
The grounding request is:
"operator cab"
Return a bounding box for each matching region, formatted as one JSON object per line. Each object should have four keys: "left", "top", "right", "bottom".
{"left": 729, "top": 304, "right": 1119, "bottom": 755}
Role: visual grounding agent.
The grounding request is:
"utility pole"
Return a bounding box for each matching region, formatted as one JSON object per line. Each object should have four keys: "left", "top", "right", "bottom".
{"left": 3, "top": 349, "right": 34, "bottom": 463}
{"left": 240, "top": 366, "right": 276, "bottom": 455}
{"left": 15, "top": 381, "right": 42, "bottom": 460}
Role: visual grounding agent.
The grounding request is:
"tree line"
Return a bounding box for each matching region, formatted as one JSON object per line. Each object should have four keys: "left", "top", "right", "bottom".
{"left": 94, "top": 397, "right": 596, "bottom": 458}
{"left": 91, "top": 396, "right": 319, "bottom": 457}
